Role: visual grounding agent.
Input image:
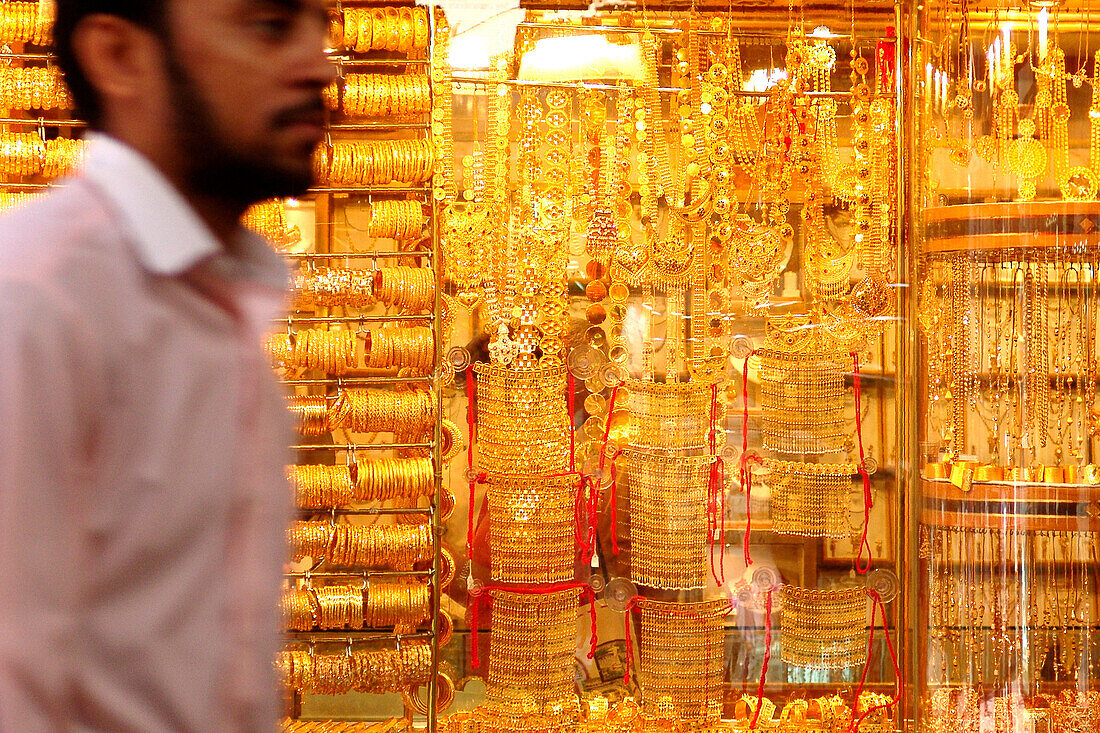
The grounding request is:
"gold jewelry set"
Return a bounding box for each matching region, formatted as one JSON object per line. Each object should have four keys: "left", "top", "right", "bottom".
{"left": 636, "top": 599, "right": 727, "bottom": 724}
{"left": 0, "top": 1, "right": 53, "bottom": 46}
{"left": 0, "top": 132, "right": 83, "bottom": 179}
{"left": 336, "top": 7, "right": 429, "bottom": 55}
{"left": 778, "top": 585, "right": 869, "bottom": 670}
{"left": 618, "top": 448, "right": 716, "bottom": 591}
{"left": 289, "top": 464, "right": 355, "bottom": 510}
{"left": 487, "top": 474, "right": 578, "bottom": 584}
{"left": 757, "top": 347, "right": 848, "bottom": 456}
{"left": 486, "top": 588, "right": 581, "bottom": 721}
{"left": 314, "top": 139, "right": 435, "bottom": 187}
{"left": 763, "top": 459, "right": 856, "bottom": 539}
{"left": 243, "top": 199, "right": 301, "bottom": 249}
{"left": 474, "top": 363, "right": 571, "bottom": 475}
{"left": 288, "top": 520, "right": 432, "bottom": 569}
{"left": 288, "top": 395, "right": 331, "bottom": 436}
{"left": 355, "top": 456, "right": 434, "bottom": 502}
{"left": 0, "top": 65, "right": 70, "bottom": 111}
{"left": 277, "top": 642, "right": 431, "bottom": 695}
{"left": 266, "top": 328, "right": 359, "bottom": 376}
{"left": 336, "top": 74, "right": 431, "bottom": 119}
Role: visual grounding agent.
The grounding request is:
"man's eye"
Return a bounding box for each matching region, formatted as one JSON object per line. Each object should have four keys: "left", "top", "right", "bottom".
{"left": 253, "top": 14, "right": 294, "bottom": 37}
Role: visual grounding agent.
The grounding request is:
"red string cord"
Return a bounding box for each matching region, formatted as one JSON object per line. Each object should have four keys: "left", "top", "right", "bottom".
{"left": 609, "top": 462, "right": 619, "bottom": 555}
{"left": 740, "top": 354, "right": 760, "bottom": 567}
{"left": 466, "top": 365, "right": 477, "bottom": 557}
{"left": 849, "top": 589, "right": 901, "bottom": 732}
{"left": 595, "top": 382, "right": 623, "bottom": 554}
{"left": 707, "top": 383, "right": 725, "bottom": 585}
{"left": 852, "top": 353, "right": 873, "bottom": 575}
{"left": 750, "top": 589, "right": 773, "bottom": 730}
{"left": 621, "top": 596, "right": 733, "bottom": 687}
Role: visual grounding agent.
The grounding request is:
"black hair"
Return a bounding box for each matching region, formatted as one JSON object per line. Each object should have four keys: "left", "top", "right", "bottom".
{"left": 54, "top": 1, "right": 168, "bottom": 127}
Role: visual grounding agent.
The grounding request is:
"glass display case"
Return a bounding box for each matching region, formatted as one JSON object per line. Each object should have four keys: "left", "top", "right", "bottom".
{"left": 913, "top": 0, "right": 1100, "bottom": 729}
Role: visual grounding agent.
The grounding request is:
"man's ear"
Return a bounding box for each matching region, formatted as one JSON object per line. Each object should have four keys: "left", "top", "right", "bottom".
{"left": 70, "top": 14, "right": 162, "bottom": 116}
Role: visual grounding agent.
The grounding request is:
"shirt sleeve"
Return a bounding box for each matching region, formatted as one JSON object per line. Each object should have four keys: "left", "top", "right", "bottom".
{"left": 0, "top": 279, "right": 102, "bottom": 730}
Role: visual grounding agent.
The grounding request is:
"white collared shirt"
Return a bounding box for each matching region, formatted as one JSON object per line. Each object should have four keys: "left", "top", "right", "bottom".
{"left": 0, "top": 134, "right": 293, "bottom": 732}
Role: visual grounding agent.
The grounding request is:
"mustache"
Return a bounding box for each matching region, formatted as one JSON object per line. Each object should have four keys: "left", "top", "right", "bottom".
{"left": 273, "top": 98, "right": 327, "bottom": 127}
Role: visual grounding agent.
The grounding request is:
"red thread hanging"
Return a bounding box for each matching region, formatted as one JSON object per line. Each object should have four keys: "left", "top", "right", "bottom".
{"left": 852, "top": 353, "right": 873, "bottom": 575}
{"left": 740, "top": 354, "right": 761, "bottom": 567}
{"left": 622, "top": 597, "right": 637, "bottom": 686}
{"left": 584, "top": 586, "right": 598, "bottom": 660}
{"left": 849, "top": 589, "right": 901, "bottom": 733}
{"left": 609, "top": 462, "right": 619, "bottom": 555}
{"left": 750, "top": 589, "right": 773, "bottom": 730}
{"left": 465, "top": 365, "right": 478, "bottom": 557}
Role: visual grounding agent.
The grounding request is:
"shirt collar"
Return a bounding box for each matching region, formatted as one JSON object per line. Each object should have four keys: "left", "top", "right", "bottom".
{"left": 80, "top": 132, "right": 288, "bottom": 291}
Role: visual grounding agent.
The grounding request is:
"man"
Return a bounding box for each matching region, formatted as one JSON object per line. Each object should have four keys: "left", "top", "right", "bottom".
{"left": 0, "top": 1, "right": 334, "bottom": 730}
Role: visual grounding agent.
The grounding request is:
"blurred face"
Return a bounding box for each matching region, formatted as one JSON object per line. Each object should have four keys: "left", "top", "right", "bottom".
{"left": 163, "top": 0, "right": 334, "bottom": 202}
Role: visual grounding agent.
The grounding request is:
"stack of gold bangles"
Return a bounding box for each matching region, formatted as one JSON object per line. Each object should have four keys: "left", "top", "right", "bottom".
{"left": 42, "top": 137, "right": 84, "bottom": 179}
{"left": 281, "top": 584, "right": 364, "bottom": 630}
{"left": 365, "top": 200, "right": 423, "bottom": 240}
{"left": 0, "top": 191, "right": 41, "bottom": 212}
{"left": 292, "top": 267, "right": 374, "bottom": 309}
{"left": 337, "top": 7, "right": 430, "bottom": 53}
{"left": 0, "top": 65, "right": 72, "bottom": 110}
{"left": 266, "top": 328, "right": 359, "bottom": 375}
{"left": 0, "top": 132, "right": 83, "bottom": 178}
{"left": 365, "top": 580, "right": 431, "bottom": 628}
{"left": 355, "top": 456, "right": 434, "bottom": 501}
{"left": 374, "top": 267, "right": 435, "bottom": 313}
{"left": 242, "top": 199, "right": 301, "bottom": 248}
{"left": 277, "top": 642, "right": 432, "bottom": 694}
{"left": 288, "top": 464, "right": 355, "bottom": 510}
{"left": 338, "top": 74, "right": 431, "bottom": 117}
{"left": 288, "top": 521, "right": 432, "bottom": 569}
{"left": 366, "top": 326, "right": 434, "bottom": 373}
{"left": 282, "top": 719, "right": 411, "bottom": 732}
{"left": 314, "top": 139, "right": 436, "bottom": 186}
{"left": 287, "top": 395, "right": 331, "bottom": 436}
{"left": 0, "top": 1, "right": 53, "bottom": 45}
{"left": 329, "top": 388, "right": 434, "bottom": 434}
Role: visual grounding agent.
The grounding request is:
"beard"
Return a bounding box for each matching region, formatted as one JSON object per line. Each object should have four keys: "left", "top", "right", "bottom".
{"left": 162, "top": 46, "right": 320, "bottom": 206}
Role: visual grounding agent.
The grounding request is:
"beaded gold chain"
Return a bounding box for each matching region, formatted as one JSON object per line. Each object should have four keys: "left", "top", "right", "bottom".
{"left": 487, "top": 474, "right": 578, "bottom": 584}
{"left": 779, "top": 585, "right": 868, "bottom": 669}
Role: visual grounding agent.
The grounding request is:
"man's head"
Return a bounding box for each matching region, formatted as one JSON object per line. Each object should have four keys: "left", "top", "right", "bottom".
{"left": 55, "top": 0, "right": 334, "bottom": 204}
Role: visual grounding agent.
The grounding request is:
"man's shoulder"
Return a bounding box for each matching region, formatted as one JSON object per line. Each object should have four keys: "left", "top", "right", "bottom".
{"left": 0, "top": 181, "right": 127, "bottom": 286}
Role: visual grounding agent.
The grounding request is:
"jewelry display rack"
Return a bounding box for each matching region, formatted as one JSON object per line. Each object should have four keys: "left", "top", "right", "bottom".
{"left": 274, "top": 3, "right": 455, "bottom": 730}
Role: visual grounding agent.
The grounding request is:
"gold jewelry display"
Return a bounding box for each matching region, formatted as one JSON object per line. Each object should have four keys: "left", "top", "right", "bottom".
{"left": 618, "top": 448, "right": 717, "bottom": 590}
{"left": 339, "top": 7, "right": 429, "bottom": 54}
{"left": 340, "top": 74, "right": 431, "bottom": 118}
{"left": 288, "top": 520, "right": 431, "bottom": 570}
{"left": 277, "top": 642, "right": 432, "bottom": 695}
{"left": 487, "top": 474, "right": 578, "bottom": 584}
{"left": 373, "top": 266, "right": 435, "bottom": 313}
{"left": 779, "top": 585, "right": 869, "bottom": 669}
{"left": 242, "top": 198, "right": 301, "bottom": 248}
{"left": 281, "top": 719, "right": 411, "bottom": 733}
{"left": 329, "top": 388, "right": 434, "bottom": 435}
{"left": 762, "top": 459, "right": 856, "bottom": 539}
{"left": 623, "top": 378, "right": 714, "bottom": 454}
{"left": 636, "top": 598, "right": 727, "bottom": 724}
{"left": 0, "top": 65, "right": 70, "bottom": 110}
{"left": 0, "top": 1, "right": 52, "bottom": 45}
{"left": 355, "top": 456, "right": 434, "bottom": 502}
{"left": 288, "top": 464, "right": 355, "bottom": 510}
{"left": 365, "top": 579, "right": 431, "bottom": 628}
{"left": 473, "top": 363, "right": 571, "bottom": 475}
{"left": 758, "top": 347, "right": 849, "bottom": 455}
{"left": 485, "top": 588, "right": 580, "bottom": 718}
{"left": 292, "top": 266, "right": 373, "bottom": 309}
{"left": 287, "top": 395, "right": 331, "bottom": 437}
{"left": 365, "top": 200, "right": 424, "bottom": 240}
{"left": 266, "top": 328, "right": 359, "bottom": 376}
{"left": 365, "top": 326, "right": 434, "bottom": 373}
{"left": 317, "top": 139, "right": 436, "bottom": 186}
